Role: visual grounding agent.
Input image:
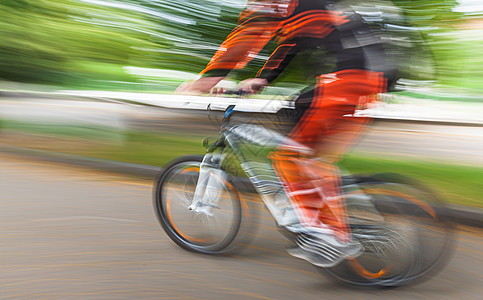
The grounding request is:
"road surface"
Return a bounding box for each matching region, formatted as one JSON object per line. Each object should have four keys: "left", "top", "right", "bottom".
{"left": 1, "top": 153, "right": 482, "bottom": 299}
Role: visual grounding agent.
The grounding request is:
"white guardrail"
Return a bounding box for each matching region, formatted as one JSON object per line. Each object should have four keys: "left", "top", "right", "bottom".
{"left": 1, "top": 91, "right": 482, "bottom": 126}
{"left": 59, "top": 91, "right": 483, "bottom": 125}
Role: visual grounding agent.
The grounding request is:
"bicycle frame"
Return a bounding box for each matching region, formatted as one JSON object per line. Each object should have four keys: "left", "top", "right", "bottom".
{"left": 192, "top": 106, "right": 381, "bottom": 227}
{"left": 192, "top": 106, "right": 313, "bottom": 226}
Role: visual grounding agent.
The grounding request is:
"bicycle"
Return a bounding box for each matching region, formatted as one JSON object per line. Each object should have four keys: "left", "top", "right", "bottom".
{"left": 153, "top": 103, "right": 454, "bottom": 287}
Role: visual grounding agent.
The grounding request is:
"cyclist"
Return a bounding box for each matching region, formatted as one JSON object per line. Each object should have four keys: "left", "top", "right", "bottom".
{"left": 177, "top": 0, "right": 395, "bottom": 267}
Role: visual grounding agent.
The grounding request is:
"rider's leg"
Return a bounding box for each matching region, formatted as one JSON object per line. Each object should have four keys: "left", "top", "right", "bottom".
{"left": 313, "top": 103, "right": 373, "bottom": 239}
{"left": 271, "top": 69, "right": 386, "bottom": 266}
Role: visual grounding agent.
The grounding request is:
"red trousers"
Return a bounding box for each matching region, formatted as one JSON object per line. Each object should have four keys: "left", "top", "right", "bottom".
{"left": 271, "top": 69, "right": 386, "bottom": 242}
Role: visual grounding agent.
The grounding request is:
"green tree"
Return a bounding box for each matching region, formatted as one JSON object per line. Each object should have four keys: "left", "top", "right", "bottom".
{"left": 0, "top": 0, "right": 155, "bottom": 84}
{"left": 1, "top": 0, "right": 478, "bottom": 92}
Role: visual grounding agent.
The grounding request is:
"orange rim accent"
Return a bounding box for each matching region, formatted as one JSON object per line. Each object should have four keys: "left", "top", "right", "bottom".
{"left": 349, "top": 258, "right": 392, "bottom": 279}
{"left": 240, "top": 197, "right": 250, "bottom": 220}
{"left": 345, "top": 186, "right": 436, "bottom": 279}
{"left": 179, "top": 167, "right": 200, "bottom": 174}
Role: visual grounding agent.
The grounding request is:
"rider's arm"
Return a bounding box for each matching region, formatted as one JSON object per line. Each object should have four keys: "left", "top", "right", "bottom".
{"left": 254, "top": 41, "right": 303, "bottom": 84}
{"left": 200, "top": 0, "right": 300, "bottom": 78}
{"left": 199, "top": 21, "right": 279, "bottom": 78}
{"left": 237, "top": 41, "right": 303, "bottom": 93}
{"left": 176, "top": 7, "right": 283, "bottom": 94}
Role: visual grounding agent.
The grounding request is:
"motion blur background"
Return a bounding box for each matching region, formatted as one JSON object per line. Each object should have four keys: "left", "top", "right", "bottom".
{"left": 0, "top": 0, "right": 482, "bottom": 204}
{"left": 0, "top": 0, "right": 482, "bottom": 91}
{"left": 0, "top": 0, "right": 481, "bottom": 207}
{"left": 0, "top": 0, "right": 482, "bottom": 193}
{"left": 0, "top": 1, "right": 482, "bottom": 298}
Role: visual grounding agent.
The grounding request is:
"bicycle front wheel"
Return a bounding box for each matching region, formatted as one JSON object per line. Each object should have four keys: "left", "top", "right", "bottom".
{"left": 153, "top": 155, "right": 242, "bottom": 254}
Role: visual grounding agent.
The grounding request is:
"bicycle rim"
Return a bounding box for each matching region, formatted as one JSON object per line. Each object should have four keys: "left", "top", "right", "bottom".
{"left": 154, "top": 156, "right": 242, "bottom": 254}
{"left": 323, "top": 174, "right": 454, "bottom": 287}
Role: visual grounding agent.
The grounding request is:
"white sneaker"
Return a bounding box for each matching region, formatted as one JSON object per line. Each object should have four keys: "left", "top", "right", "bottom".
{"left": 287, "top": 233, "right": 363, "bottom": 268}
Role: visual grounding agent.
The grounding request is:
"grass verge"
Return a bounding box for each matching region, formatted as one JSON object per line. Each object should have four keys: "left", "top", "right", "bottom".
{"left": 340, "top": 153, "right": 483, "bottom": 208}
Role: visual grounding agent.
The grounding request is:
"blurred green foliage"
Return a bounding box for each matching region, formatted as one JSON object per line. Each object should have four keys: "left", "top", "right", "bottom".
{"left": 0, "top": 0, "right": 481, "bottom": 92}
{"left": 0, "top": 0, "right": 156, "bottom": 85}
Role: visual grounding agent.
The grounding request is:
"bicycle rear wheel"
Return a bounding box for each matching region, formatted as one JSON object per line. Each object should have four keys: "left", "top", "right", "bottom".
{"left": 153, "top": 155, "right": 242, "bottom": 254}
{"left": 322, "top": 173, "right": 454, "bottom": 287}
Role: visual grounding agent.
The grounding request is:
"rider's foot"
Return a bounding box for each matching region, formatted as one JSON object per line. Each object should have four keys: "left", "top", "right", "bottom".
{"left": 287, "top": 233, "right": 363, "bottom": 268}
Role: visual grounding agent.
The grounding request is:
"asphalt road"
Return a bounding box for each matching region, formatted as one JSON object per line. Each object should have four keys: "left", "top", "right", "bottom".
{"left": 1, "top": 153, "right": 482, "bottom": 299}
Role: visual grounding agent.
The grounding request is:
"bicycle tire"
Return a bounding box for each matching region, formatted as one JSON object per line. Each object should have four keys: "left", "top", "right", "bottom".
{"left": 321, "top": 173, "right": 454, "bottom": 287}
{"left": 153, "top": 155, "right": 242, "bottom": 254}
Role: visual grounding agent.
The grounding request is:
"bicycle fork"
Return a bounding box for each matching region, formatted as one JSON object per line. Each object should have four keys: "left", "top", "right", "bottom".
{"left": 188, "top": 153, "right": 226, "bottom": 216}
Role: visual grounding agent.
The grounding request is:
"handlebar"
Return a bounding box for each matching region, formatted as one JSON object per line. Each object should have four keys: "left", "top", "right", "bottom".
{"left": 208, "top": 90, "right": 249, "bottom": 127}
{"left": 222, "top": 105, "right": 236, "bottom": 127}
{"left": 221, "top": 90, "right": 250, "bottom": 97}
{"left": 224, "top": 105, "right": 236, "bottom": 118}
{"left": 208, "top": 89, "right": 292, "bottom": 127}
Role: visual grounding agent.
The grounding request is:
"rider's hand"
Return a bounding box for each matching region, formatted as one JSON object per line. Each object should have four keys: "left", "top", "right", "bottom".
{"left": 238, "top": 78, "right": 269, "bottom": 94}
{"left": 175, "top": 77, "right": 225, "bottom": 95}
